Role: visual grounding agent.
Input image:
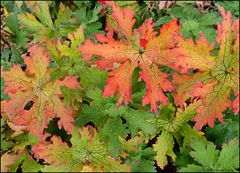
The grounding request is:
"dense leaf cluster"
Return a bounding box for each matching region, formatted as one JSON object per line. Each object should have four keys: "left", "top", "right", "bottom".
{"left": 0, "top": 1, "right": 239, "bottom": 172}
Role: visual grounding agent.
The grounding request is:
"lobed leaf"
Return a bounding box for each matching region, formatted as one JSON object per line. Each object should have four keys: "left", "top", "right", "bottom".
{"left": 2, "top": 46, "right": 80, "bottom": 140}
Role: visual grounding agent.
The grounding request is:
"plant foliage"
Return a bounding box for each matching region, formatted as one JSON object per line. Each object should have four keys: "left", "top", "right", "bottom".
{"left": 0, "top": 1, "right": 239, "bottom": 172}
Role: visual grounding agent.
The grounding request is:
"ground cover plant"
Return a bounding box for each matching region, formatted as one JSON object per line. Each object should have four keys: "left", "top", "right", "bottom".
{"left": 0, "top": 1, "right": 239, "bottom": 172}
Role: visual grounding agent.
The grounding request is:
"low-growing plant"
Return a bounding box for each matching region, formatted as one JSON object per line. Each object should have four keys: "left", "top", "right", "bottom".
{"left": 0, "top": 1, "right": 239, "bottom": 172}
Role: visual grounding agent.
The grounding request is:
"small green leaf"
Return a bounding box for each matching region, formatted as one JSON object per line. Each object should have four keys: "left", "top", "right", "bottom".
{"left": 100, "top": 116, "right": 128, "bottom": 157}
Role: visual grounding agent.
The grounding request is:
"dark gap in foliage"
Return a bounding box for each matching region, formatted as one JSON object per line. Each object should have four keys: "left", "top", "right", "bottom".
{"left": 45, "top": 118, "right": 71, "bottom": 144}
{"left": 125, "top": 133, "right": 131, "bottom": 141}
{"left": 120, "top": 116, "right": 127, "bottom": 124}
{"left": 82, "top": 100, "right": 90, "bottom": 105}
{"left": 155, "top": 160, "right": 177, "bottom": 173}
{"left": 85, "top": 121, "right": 96, "bottom": 128}
{"left": 24, "top": 101, "right": 34, "bottom": 110}
{"left": 147, "top": 134, "right": 159, "bottom": 148}
{"left": 16, "top": 164, "right": 22, "bottom": 172}
{"left": 21, "top": 64, "right": 27, "bottom": 71}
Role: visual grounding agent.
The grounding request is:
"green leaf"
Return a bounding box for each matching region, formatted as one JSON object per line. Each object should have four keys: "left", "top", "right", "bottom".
{"left": 215, "top": 139, "right": 239, "bottom": 171}
{"left": 61, "top": 86, "right": 82, "bottom": 110}
{"left": 123, "top": 109, "right": 156, "bottom": 137}
{"left": 174, "top": 147, "right": 193, "bottom": 168}
{"left": 181, "top": 124, "right": 205, "bottom": 147}
{"left": 174, "top": 101, "right": 201, "bottom": 125}
{"left": 1, "top": 77, "right": 9, "bottom": 101}
{"left": 125, "top": 145, "right": 156, "bottom": 172}
{"left": 35, "top": 127, "right": 130, "bottom": 172}
{"left": 205, "top": 110, "right": 239, "bottom": 147}
{"left": 216, "top": 1, "right": 239, "bottom": 18}
{"left": 190, "top": 139, "right": 219, "bottom": 168}
{"left": 172, "top": 5, "right": 220, "bottom": 43}
{"left": 34, "top": 2, "right": 53, "bottom": 28}
{"left": 21, "top": 153, "right": 42, "bottom": 172}
{"left": 179, "top": 164, "right": 206, "bottom": 172}
{"left": 5, "top": 13, "right": 28, "bottom": 47}
{"left": 130, "top": 159, "right": 156, "bottom": 172}
{"left": 54, "top": 3, "right": 73, "bottom": 27}
{"left": 79, "top": 67, "right": 107, "bottom": 90}
{"left": 74, "top": 105, "right": 106, "bottom": 126}
{"left": 18, "top": 13, "right": 44, "bottom": 33}
{"left": 179, "top": 138, "right": 239, "bottom": 172}
{"left": 153, "top": 131, "right": 176, "bottom": 169}
{"left": 5, "top": 13, "right": 19, "bottom": 35}
{"left": 100, "top": 116, "right": 128, "bottom": 157}
{"left": 155, "top": 16, "right": 172, "bottom": 26}
{"left": 153, "top": 102, "right": 204, "bottom": 169}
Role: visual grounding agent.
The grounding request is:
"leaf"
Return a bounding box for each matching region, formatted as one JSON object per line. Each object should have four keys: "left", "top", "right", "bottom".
{"left": 1, "top": 150, "right": 24, "bottom": 172}
{"left": 18, "top": 2, "right": 76, "bottom": 42}
{"left": 21, "top": 156, "right": 42, "bottom": 172}
{"left": 46, "top": 26, "right": 107, "bottom": 88}
{"left": 205, "top": 109, "right": 239, "bottom": 147}
{"left": 18, "top": 13, "right": 44, "bottom": 33}
{"left": 155, "top": 16, "right": 172, "bottom": 26}
{"left": 215, "top": 138, "right": 239, "bottom": 170}
{"left": 172, "top": 6, "right": 239, "bottom": 130}
{"left": 99, "top": 116, "right": 128, "bottom": 157}
{"left": 79, "top": 2, "right": 181, "bottom": 112}
{"left": 122, "top": 108, "right": 156, "bottom": 137}
{"left": 216, "top": 1, "right": 239, "bottom": 18}
{"left": 126, "top": 147, "right": 156, "bottom": 172}
{"left": 1, "top": 141, "right": 42, "bottom": 173}
{"left": 179, "top": 138, "right": 239, "bottom": 172}
{"left": 33, "top": 127, "right": 130, "bottom": 172}
{"left": 153, "top": 102, "right": 205, "bottom": 168}
{"left": 153, "top": 131, "right": 176, "bottom": 169}
{"left": 73, "top": 2, "right": 103, "bottom": 39}
{"left": 2, "top": 46, "right": 80, "bottom": 140}
{"left": 5, "top": 12, "right": 28, "bottom": 47}
{"left": 179, "top": 164, "right": 207, "bottom": 172}
{"left": 174, "top": 147, "right": 193, "bottom": 168}
{"left": 171, "top": 5, "right": 221, "bottom": 43}
{"left": 190, "top": 140, "right": 219, "bottom": 168}
{"left": 79, "top": 87, "right": 157, "bottom": 150}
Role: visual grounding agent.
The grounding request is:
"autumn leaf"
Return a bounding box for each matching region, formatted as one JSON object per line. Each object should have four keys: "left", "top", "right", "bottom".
{"left": 1, "top": 150, "right": 24, "bottom": 172}
{"left": 32, "top": 126, "right": 130, "bottom": 172}
{"left": 79, "top": 2, "right": 181, "bottom": 112}
{"left": 0, "top": 132, "right": 41, "bottom": 172}
{"left": 2, "top": 45, "right": 80, "bottom": 140}
{"left": 1, "top": 150, "right": 42, "bottom": 172}
{"left": 172, "top": 5, "right": 239, "bottom": 130}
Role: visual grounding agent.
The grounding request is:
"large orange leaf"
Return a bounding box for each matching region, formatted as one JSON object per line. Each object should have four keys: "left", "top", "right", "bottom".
{"left": 2, "top": 46, "right": 80, "bottom": 140}
{"left": 172, "top": 6, "right": 239, "bottom": 130}
{"left": 79, "top": 2, "right": 181, "bottom": 112}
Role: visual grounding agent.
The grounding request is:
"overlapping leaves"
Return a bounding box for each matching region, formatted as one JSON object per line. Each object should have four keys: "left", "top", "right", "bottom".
{"left": 0, "top": 1, "right": 239, "bottom": 172}
{"left": 178, "top": 138, "right": 239, "bottom": 172}
{"left": 32, "top": 126, "right": 130, "bottom": 172}
{"left": 152, "top": 102, "right": 205, "bottom": 169}
{"left": 79, "top": 1, "right": 181, "bottom": 113}
{"left": 172, "top": 5, "right": 239, "bottom": 130}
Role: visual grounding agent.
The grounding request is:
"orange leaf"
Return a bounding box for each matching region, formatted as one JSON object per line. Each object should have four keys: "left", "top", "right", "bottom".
{"left": 2, "top": 46, "right": 80, "bottom": 140}
{"left": 79, "top": 3, "right": 180, "bottom": 112}
{"left": 173, "top": 6, "right": 239, "bottom": 130}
